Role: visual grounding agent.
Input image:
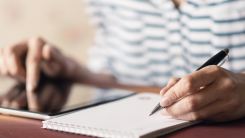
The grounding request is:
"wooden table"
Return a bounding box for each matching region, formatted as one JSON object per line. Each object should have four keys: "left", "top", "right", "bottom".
{"left": 1, "top": 86, "right": 245, "bottom": 138}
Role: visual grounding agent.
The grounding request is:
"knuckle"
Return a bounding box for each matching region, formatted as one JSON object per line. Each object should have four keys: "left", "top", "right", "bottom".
{"left": 223, "top": 78, "right": 237, "bottom": 92}
{"left": 4, "top": 47, "right": 15, "bottom": 55}
{"left": 168, "top": 77, "right": 180, "bottom": 86}
{"left": 209, "top": 65, "right": 222, "bottom": 75}
{"left": 190, "top": 112, "right": 201, "bottom": 121}
{"left": 185, "top": 97, "right": 197, "bottom": 110}
{"left": 30, "top": 36, "right": 43, "bottom": 43}
{"left": 28, "top": 36, "right": 45, "bottom": 47}
{"left": 182, "top": 75, "right": 195, "bottom": 91}
{"left": 170, "top": 77, "right": 178, "bottom": 83}
{"left": 168, "top": 89, "right": 179, "bottom": 102}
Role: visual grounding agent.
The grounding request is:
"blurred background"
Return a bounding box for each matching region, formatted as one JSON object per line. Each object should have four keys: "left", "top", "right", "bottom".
{"left": 0, "top": 0, "right": 94, "bottom": 64}
{"left": 0, "top": 0, "right": 95, "bottom": 101}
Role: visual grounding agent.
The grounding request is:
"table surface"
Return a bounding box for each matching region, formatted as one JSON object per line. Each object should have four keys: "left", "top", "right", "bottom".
{"left": 1, "top": 86, "right": 245, "bottom": 138}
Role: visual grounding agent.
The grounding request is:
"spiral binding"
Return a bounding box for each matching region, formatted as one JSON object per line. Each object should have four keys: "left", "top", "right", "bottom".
{"left": 43, "top": 121, "right": 137, "bottom": 138}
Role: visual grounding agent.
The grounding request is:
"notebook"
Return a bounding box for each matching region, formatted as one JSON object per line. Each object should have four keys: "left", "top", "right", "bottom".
{"left": 42, "top": 93, "right": 201, "bottom": 138}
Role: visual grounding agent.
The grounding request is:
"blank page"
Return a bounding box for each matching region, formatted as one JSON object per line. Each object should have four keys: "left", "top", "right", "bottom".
{"left": 43, "top": 93, "right": 192, "bottom": 137}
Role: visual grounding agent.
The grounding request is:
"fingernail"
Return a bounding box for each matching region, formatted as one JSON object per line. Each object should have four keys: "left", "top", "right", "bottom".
{"left": 27, "top": 81, "right": 36, "bottom": 93}
{"left": 160, "top": 97, "right": 171, "bottom": 107}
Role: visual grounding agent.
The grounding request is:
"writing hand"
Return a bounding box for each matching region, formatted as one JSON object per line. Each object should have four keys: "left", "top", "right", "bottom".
{"left": 160, "top": 65, "right": 245, "bottom": 122}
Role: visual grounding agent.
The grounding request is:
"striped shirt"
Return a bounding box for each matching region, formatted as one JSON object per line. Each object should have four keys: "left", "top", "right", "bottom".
{"left": 84, "top": 0, "right": 245, "bottom": 87}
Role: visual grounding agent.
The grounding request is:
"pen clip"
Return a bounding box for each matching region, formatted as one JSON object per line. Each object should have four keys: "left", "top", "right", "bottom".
{"left": 218, "top": 54, "right": 229, "bottom": 67}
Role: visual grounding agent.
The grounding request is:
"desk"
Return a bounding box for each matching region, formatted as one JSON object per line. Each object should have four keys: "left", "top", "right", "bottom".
{"left": 0, "top": 86, "right": 245, "bottom": 138}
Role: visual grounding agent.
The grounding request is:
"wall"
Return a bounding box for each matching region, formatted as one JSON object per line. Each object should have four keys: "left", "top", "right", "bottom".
{"left": 0, "top": 0, "right": 94, "bottom": 64}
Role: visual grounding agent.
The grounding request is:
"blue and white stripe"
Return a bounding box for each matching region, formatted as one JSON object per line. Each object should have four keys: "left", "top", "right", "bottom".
{"left": 84, "top": 0, "right": 245, "bottom": 86}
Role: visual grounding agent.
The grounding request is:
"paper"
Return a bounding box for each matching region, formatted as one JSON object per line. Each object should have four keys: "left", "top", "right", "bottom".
{"left": 43, "top": 93, "right": 188, "bottom": 137}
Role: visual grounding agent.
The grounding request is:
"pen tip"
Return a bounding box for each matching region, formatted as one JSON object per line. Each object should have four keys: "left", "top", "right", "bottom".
{"left": 223, "top": 49, "right": 229, "bottom": 54}
{"left": 149, "top": 113, "right": 152, "bottom": 116}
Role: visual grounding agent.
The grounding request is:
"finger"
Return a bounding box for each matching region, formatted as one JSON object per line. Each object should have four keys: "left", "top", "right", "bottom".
{"left": 160, "top": 65, "right": 220, "bottom": 107}
{"left": 0, "top": 40, "right": 28, "bottom": 77}
{"left": 7, "top": 39, "right": 28, "bottom": 55}
{"left": 42, "top": 44, "right": 52, "bottom": 60}
{"left": 26, "top": 37, "right": 45, "bottom": 92}
{"left": 4, "top": 50, "right": 26, "bottom": 82}
{"left": 9, "top": 90, "right": 27, "bottom": 109}
{"left": 161, "top": 100, "right": 224, "bottom": 121}
{"left": 160, "top": 78, "right": 180, "bottom": 96}
{"left": 41, "top": 44, "right": 64, "bottom": 77}
{"left": 27, "top": 90, "right": 40, "bottom": 112}
{"left": 160, "top": 83, "right": 221, "bottom": 116}
{"left": 0, "top": 48, "right": 8, "bottom": 75}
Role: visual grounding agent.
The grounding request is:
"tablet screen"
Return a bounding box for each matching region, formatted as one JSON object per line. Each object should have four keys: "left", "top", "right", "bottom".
{"left": 0, "top": 77, "right": 135, "bottom": 116}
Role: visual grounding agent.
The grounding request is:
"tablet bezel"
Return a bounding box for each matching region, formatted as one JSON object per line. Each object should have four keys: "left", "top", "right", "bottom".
{"left": 0, "top": 87, "right": 136, "bottom": 120}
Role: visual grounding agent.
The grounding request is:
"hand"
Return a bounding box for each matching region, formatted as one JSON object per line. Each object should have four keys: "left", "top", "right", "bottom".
{"left": 159, "top": 65, "right": 245, "bottom": 122}
{"left": 0, "top": 37, "right": 81, "bottom": 92}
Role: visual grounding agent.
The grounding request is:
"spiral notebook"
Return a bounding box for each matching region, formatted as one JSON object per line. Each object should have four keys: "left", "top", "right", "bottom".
{"left": 42, "top": 93, "right": 200, "bottom": 138}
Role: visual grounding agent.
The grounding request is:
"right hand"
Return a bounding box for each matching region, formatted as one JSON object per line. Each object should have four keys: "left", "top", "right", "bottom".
{"left": 0, "top": 37, "right": 81, "bottom": 97}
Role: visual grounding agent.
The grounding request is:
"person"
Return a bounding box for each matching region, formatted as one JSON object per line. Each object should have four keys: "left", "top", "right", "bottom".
{"left": 0, "top": 0, "right": 245, "bottom": 122}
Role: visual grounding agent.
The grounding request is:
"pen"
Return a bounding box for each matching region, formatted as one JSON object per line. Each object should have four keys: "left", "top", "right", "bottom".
{"left": 149, "top": 49, "right": 229, "bottom": 116}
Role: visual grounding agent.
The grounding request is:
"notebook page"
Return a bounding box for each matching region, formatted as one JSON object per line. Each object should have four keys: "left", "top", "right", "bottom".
{"left": 43, "top": 93, "right": 188, "bottom": 137}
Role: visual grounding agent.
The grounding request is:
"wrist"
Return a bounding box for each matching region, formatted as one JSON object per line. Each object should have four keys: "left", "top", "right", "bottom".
{"left": 61, "top": 57, "right": 83, "bottom": 82}
{"left": 65, "top": 60, "right": 90, "bottom": 83}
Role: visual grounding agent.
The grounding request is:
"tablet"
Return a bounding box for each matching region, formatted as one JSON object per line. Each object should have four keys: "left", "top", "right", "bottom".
{"left": 0, "top": 77, "right": 135, "bottom": 120}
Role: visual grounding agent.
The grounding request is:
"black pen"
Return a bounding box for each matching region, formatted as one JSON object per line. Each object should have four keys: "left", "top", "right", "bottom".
{"left": 149, "top": 49, "right": 229, "bottom": 116}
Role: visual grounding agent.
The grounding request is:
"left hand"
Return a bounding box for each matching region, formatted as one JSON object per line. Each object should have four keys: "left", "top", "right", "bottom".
{"left": 159, "top": 65, "right": 245, "bottom": 122}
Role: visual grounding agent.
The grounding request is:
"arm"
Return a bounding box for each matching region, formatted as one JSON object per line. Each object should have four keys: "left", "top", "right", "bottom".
{"left": 0, "top": 37, "right": 141, "bottom": 109}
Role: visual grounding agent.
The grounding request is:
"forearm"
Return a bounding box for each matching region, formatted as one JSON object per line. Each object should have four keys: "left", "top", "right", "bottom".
{"left": 70, "top": 64, "right": 162, "bottom": 92}
{"left": 71, "top": 64, "right": 131, "bottom": 88}
{"left": 76, "top": 67, "right": 119, "bottom": 87}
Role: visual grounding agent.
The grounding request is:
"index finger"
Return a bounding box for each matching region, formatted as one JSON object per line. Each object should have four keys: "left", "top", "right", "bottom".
{"left": 160, "top": 65, "right": 220, "bottom": 107}
{"left": 26, "top": 37, "right": 45, "bottom": 93}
